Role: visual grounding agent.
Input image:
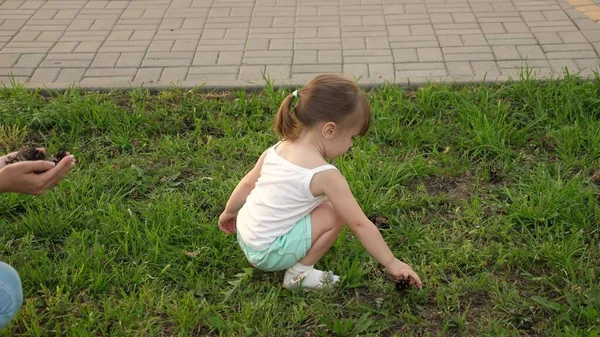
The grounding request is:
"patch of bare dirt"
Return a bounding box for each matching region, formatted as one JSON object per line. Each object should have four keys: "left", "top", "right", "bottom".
{"left": 415, "top": 172, "right": 475, "bottom": 201}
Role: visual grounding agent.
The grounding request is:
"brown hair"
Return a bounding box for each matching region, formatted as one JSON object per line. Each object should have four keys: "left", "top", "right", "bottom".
{"left": 273, "top": 74, "right": 371, "bottom": 140}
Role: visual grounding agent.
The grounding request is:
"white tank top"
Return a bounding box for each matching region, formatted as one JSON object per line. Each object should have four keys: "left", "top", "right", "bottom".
{"left": 236, "top": 142, "right": 338, "bottom": 251}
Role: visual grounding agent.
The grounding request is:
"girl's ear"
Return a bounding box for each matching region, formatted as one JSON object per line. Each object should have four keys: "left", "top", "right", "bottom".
{"left": 322, "top": 122, "right": 337, "bottom": 139}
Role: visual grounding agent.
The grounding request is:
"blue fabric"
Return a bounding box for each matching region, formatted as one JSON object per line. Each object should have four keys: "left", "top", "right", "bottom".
{"left": 237, "top": 214, "right": 312, "bottom": 272}
{"left": 0, "top": 261, "right": 23, "bottom": 330}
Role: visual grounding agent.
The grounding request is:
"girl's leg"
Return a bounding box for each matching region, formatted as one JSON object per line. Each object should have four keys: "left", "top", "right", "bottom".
{"left": 283, "top": 202, "right": 344, "bottom": 289}
{"left": 300, "top": 201, "right": 343, "bottom": 265}
{"left": 0, "top": 262, "right": 23, "bottom": 330}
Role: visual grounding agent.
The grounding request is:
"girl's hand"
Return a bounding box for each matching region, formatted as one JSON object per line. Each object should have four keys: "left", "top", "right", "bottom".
{"left": 218, "top": 211, "right": 237, "bottom": 234}
{"left": 386, "top": 259, "right": 423, "bottom": 289}
{"left": 0, "top": 152, "right": 75, "bottom": 195}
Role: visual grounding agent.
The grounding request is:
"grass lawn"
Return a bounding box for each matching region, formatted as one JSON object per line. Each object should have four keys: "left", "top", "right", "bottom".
{"left": 1, "top": 72, "right": 600, "bottom": 336}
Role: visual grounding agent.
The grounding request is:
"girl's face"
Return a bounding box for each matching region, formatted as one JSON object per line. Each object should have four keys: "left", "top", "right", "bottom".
{"left": 322, "top": 124, "right": 361, "bottom": 160}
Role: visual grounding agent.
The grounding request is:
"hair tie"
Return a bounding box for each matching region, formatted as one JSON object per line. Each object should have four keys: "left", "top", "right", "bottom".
{"left": 292, "top": 90, "right": 299, "bottom": 98}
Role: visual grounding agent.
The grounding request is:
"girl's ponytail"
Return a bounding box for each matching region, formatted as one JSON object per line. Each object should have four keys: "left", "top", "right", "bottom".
{"left": 272, "top": 74, "right": 371, "bottom": 141}
{"left": 273, "top": 93, "right": 298, "bottom": 140}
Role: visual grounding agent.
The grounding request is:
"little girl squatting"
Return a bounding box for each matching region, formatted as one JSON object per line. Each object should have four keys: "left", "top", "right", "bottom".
{"left": 218, "top": 74, "right": 423, "bottom": 290}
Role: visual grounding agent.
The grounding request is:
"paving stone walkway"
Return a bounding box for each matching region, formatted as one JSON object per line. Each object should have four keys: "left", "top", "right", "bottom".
{"left": 0, "top": 0, "right": 599, "bottom": 89}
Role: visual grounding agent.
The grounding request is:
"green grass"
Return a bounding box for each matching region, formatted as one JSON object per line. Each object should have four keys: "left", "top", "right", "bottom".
{"left": 1, "top": 72, "right": 599, "bottom": 336}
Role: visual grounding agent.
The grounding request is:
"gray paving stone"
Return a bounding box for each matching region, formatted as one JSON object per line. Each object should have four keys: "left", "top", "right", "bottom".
{"left": 453, "top": 13, "right": 476, "bottom": 23}
{"left": 12, "top": 31, "right": 41, "bottom": 42}
{"left": 74, "top": 42, "right": 103, "bottom": 53}
{"left": 293, "top": 64, "right": 342, "bottom": 73}
{"left": 417, "top": 47, "right": 444, "bottom": 62}
{"left": 505, "top": 22, "right": 530, "bottom": 33}
{"left": 481, "top": 23, "right": 506, "bottom": 35}
{"left": 575, "top": 58, "right": 600, "bottom": 73}
{"left": 444, "top": 53, "right": 494, "bottom": 61}
{"left": 172, "top": 40, "right": 197, "bottom": 52}
{"left": 29, "top": 67, "right": 60, "bottom": 83}
{"left": 0, "top": 54, "right": 20, "bottom": 67}
{"left": 90, "top": 53, "right": 119, "bottom": 68}
{"left": 559, "top": 31, "right": 589, "bottom": 43}
{"left": 531, "top": 25, "right": 579, "bottom": 33}
{"left": 471, "top": 3, "right": 494, "bottom": 12}
{"left": 429, "top": 13, "right": 453, "bottom": 24}
{"left": 471, "top": 61, "right": 501, "bottom": 76}
{"left": 293, "top": 50, "right": 318, "bottom": 64}
{"left": 548, "top": 59, "right": 580, "bottom": 72}
{"left": 394, "top": 63, "right": 446, "bottom": 73}
{"left": 14, "top": 54, "right": 45, "bottom": 68}
{"left": 369, "top": 63, "right": 394, "bottom": 80}
{"left": 87, "top": 68, "right": 138, "bottom": 77}
{"left": 542, "top": 43, "right": 593, "bottom": 52}
{"left": 265, "top": 65, "right": 291, "bottom": 81}
{"left": 543, "top": 10, "right": 570, "bottom": 21}
{"left": 218, "top": 51, "right": 243, "bottom": 65}
{"left": 439, "top": 35, "right": 463, "bottom": 47}
{"left": 594, "top": 42, "right": 600, "bottom": 55}
{"left": 244, "top": 57, "right": 292, "bottom": 65}
{"left": 0, "top": 0, "right": 598, "bottom": 88}
{"left": 383, "top": 5, "right": 405, "bottom": 15}
{"left": 582, "top": 29, "right": 600, "bottom": 42}
{"left": 319, "top": 50, "right": 342, "bottom": 64}
{"left": 546, "top": 50, "right": 598, "bottom": 59}
{"left": 497, "top": 59, "right": 550, "bottom": 68}
{"left": 367, "top": 37, "right": 390, "bottom": 49}
{"left": 411, "top": 24, "right": 435, "bottom": 35}
{"left": 117, "top": 52, "right": 145, "bottom": 68}
{"left": 517, "top": 45, "right": 546, "bottom": 59}
{"left": 54, "top": 68, "right": 88, "bottom": 82}
{"left": 488, "top": 38, "right": 538, "bottom": 46}
{"left": 446, "top": 61, "right": 473, "bottom": 76}
{"left": 520, "top": 11, "right": 546, "bottom": 22}
{"left": 239, "top": 65, "right": 266, "bottom": 81}
{"left": 492, "top": 45, "right": 521, "bottom": 60}
{"left": 388, "top": 26, "right": 411, "bottom": 36}
{"left": 49, "top": 42, "right": 79, "bottom": 54}
{"left": 80, "top": 76, "right": 133, "bottom": 87}
{"left": 343, "top": 49, "right": 393, "bottom": 63}
{"left": 386, "top": 14, "right": 430, "bottom": 25}
{"left": 0, "top": 67, "right": 34, "bottom": 77}
{"left": 534, "top": 32, "right": 563, "bottom": 44}
{"left": 444, "top": 46, "right": 492, "bottom": 54}
{"left": 343, "top": 63, "right": 369, "bottom": 79}
{"left": 405, "top": 4, "right": 427, "bottom": 14}
{"left": 392, "top": 48, "right": 418, "bottom": 63}
{"left": 487, "top": 33, "right": 535, "bottom": 40}
{"left": 37, "top": 32, "right": 63, "bottom": 42}
{"left": 461, "top": 35, "right": 488, "bottom": 46}
{"left": 396, "top": 68, "right": 448, "bottom": 77}
{"left": 343, "top": 37, "right": 366, "bottom": 49}
{"left": 193, "top": 51, "right": 218, "bottom": 66}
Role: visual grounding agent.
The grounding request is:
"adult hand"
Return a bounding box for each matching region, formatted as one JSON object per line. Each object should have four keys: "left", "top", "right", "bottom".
{"left": 0, "top": 151, "right": 76, "bottom": 195}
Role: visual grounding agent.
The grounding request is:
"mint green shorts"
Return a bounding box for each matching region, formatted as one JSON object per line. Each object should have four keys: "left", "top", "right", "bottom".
{"left": 237, "top": 215, "right": 312, "bottom": 272}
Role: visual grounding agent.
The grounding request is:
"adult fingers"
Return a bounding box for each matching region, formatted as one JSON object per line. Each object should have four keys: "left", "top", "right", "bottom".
{"left": 0, "top": 152, "right": 20, "bottom": 167}
{"left": 13, "top": 160, "right": 56, "bottom": 174}
{"left": 46, "top": 155, "right": 75, "bottom": 189}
